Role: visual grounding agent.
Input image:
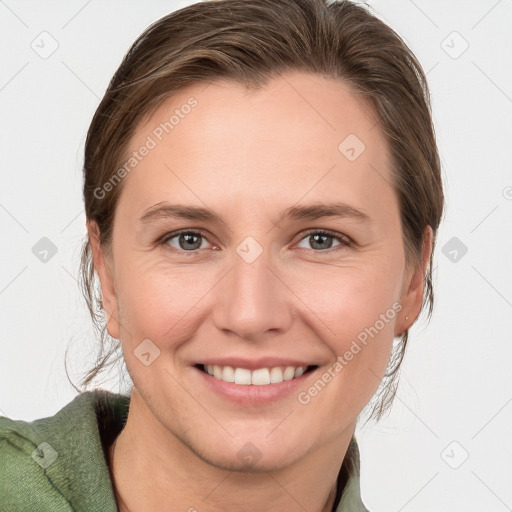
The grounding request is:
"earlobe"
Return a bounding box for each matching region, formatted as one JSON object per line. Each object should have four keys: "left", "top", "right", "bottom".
{"left": 87, "top": 221, "right": 120, "bottom": 340}
{"left": 395, "top": 226, "right": 434, "bottom": 337}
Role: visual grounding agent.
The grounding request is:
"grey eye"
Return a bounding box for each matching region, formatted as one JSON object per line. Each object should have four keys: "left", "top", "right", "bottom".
{"left": 297, "top": 232, "right": 342, "bottom": 251}
{"left": 165, "top": 231, "right": 209, "bottom": 251}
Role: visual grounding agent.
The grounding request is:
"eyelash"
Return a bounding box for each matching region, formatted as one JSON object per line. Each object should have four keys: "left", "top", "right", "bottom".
{"left": 159, "top": 228, "right": 352, "bottom": 255}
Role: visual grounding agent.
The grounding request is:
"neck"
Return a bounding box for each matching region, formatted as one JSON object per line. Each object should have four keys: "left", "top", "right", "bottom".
{"left": 107, "top": 390, "right": 355, "bottom": 512}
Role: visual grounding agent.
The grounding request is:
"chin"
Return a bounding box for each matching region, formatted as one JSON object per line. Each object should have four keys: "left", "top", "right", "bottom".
{"left": 199, "top": 443, "right": 306, "bottom": 473}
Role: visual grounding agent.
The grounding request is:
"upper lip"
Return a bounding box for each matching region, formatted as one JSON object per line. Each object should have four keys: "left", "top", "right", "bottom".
{"left": 196, "top": 357, "right": 318, "bottom": 371}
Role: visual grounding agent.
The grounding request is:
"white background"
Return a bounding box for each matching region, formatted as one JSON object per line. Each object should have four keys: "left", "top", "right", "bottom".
{"left": 1, "top": 1, "right": 511, "bottom": 511}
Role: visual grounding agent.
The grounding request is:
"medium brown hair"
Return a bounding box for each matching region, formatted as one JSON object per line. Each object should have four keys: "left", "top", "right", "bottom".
{"left": 72, "top": 0, "right": 444, "bottom": 420}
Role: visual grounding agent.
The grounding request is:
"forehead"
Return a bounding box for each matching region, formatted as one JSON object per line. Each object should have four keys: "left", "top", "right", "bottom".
{"left": 120, "top": 72, "right": 394, "bottom": 217}
{"left": 133, "top": 72, "right": 384, "bottom": 154}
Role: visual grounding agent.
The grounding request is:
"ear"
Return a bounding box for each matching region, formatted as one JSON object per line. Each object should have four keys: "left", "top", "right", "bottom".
{"left": 87, "top": 220, "right": 120, "bottom": 340}
{"left": 395, "top": 225, "right": 434, "bottom": 336}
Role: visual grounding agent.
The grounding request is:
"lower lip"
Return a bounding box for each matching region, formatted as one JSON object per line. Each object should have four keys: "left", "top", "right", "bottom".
{"left": 193, "top": 365, "right": 318, "bottom": 406}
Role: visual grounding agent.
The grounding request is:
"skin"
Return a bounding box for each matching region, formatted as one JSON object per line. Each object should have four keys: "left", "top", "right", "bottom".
{"left": 89, "top": 71, "right": 432, "bottom": 512}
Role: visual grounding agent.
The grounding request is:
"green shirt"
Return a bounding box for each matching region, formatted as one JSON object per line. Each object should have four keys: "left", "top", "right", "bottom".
{"left": 0, "top": 389, "right": 369, "bottom": 511}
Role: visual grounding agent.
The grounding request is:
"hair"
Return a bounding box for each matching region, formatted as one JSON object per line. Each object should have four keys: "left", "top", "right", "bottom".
{"left": 70, "top": 0, "right": 444, "bottom": 420}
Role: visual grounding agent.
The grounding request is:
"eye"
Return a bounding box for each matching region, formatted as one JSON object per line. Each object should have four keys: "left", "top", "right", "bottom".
{"left": 296, "top": 230, "right": 351, "bottom": 252}
{"left": 159, "top": 228, "right": 351, "bottom": 255}
{"left": 161, "top": 230, "right": 212, "bottom": 253}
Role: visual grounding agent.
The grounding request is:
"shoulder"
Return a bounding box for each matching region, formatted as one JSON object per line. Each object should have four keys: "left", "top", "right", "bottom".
{"left": 0, "top": 389, "right": 129, "bottom": 511}
{"left": 0, "top": 389, "right": 128, "bottom": 445}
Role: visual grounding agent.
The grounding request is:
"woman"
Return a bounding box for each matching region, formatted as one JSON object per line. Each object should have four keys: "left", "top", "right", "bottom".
{"left": 0, "top": 0, "right": 443, "bottom": 510}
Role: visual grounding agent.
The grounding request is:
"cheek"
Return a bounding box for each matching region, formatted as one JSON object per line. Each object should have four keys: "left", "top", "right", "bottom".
{"left": 287, "top": 253, "right": 403, "bottom": 387}
{"left": 292, "top": 255, "right": 403, "bottom": 332}
{"left": 114, "top": 256, "right": 218, "bottom": 346}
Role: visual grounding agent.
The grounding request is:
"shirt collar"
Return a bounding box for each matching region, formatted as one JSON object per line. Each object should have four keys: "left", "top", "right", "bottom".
{"left": 33, "top": 390, "right": 368, "bottom": 511}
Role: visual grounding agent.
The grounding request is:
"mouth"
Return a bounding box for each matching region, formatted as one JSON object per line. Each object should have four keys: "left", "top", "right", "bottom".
{"left": 194, "top": 363, "right": 319, "bottom": 386}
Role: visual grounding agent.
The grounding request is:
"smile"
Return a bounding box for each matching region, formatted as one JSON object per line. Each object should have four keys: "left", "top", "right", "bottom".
{"left": 197, "top": 364, "right": 318, "bottom": 385}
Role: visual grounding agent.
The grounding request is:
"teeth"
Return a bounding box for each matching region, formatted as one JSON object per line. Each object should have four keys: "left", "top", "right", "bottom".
{"left": 270, "top": 367, "right": 284, "bottom": 383}
{"left": 249, "top": 368, "right": 270, "bottom": 385}
{"left": 203, "top": 364, "right": 309, "bottom": 385}
{"left": 213, "top": 365, "right": 223, "bottom": 379}
{"left": 294, "top": 366, "right": 305, "bottom": 377}
{"left": 234, "top": 368, "right": 252, "bottom": 385}
{"left": 222, "top": 366, "right": 235, "bottom": 382}
{"left": 283, "top": 367, "right": 296, "bottom": 380}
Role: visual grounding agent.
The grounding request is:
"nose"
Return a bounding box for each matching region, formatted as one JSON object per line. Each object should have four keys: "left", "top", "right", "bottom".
{"left": 212, "top": 247, "right": 293, "bottom": 341}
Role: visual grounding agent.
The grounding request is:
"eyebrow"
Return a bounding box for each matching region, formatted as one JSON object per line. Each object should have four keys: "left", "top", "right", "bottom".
{"left": 139, "top": 201, "right": 371, "bottom": 225}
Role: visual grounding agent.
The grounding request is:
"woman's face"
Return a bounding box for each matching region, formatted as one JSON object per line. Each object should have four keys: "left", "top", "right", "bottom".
{"left": 92, "top": 72, "right": 427, "bottom": 470}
